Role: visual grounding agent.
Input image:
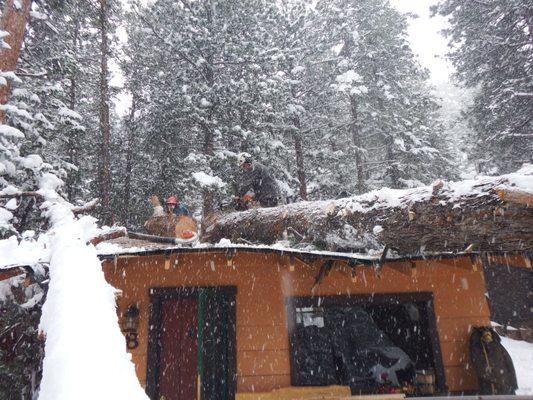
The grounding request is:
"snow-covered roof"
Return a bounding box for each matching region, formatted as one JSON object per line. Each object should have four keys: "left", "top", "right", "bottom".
{"left": 93, "top": 236, "right": 515, "bottom": 269}
{"left": 95, "top": 236, "right": 381, "bottom": 264}
{"left": 1, "top": 227, "right": 530, "bottom": 276}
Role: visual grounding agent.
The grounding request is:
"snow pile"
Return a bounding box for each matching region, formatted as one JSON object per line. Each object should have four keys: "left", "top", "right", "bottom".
{"left": 0, "top": 206, "right": 14, "bottom": 229}
{"left": 38, "top": 204, "right": 148, "bottom": 400}
{"left": 501, "top": 337, "right": 533, "bottom": 395}
{"left": 0, "top": 29, "right": 9, "bottom": 49}
{"left": 192, "top": 171, "right": 226, "bottom": 189}
{"left": 0, "top": 218, "right": 119, "bottom": 270}
{"left": 0, "top": 234, "right": 49, "bottom": 268}
{"left": 0, "top": 124, "right": 25, "bottom": 138}
{"left": 21, "top": 154, "right": 44, "bottom": 170}
{"left": 95, "top": 240, "right": 134, "bottom": 254}
{"left": 57, "top": 107, "right": 82, "bottom": 121}
{"left": 336, "top": 69, "right": 361, "bottom": 84}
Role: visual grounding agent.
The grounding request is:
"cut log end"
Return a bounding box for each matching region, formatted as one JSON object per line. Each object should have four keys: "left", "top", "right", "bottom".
{"left": 495, "top": 188, "right": 533, "bottom": 206}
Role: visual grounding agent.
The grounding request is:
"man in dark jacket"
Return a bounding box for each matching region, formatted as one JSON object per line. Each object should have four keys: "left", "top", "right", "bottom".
{"left": 236, "top": 152, "right": 281, "bottom": 208}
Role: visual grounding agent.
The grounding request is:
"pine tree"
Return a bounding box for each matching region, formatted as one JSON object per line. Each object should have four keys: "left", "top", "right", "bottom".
{"left": 311, "top": 0, "right": 455, "bottom": 191}
{"left": 1, "top": 0, "right": 71, "bottom": 236}
{"left": 434, "top": 0, "right": 533, "bottom": 173}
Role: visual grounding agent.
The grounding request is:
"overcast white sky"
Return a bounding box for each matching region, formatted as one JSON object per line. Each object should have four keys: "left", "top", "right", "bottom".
{"left": 389, "top": 0, "right": 454, "bottom": 83}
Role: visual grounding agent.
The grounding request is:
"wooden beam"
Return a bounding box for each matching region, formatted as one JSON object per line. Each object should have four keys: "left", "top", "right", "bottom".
{"left": 431, "top": 257, "right": 477, "bottom": 272}
{"left": 386, "top": 261, "right": 416, "bottom": 277}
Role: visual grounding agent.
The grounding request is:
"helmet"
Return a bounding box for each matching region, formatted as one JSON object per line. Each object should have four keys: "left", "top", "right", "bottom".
{"left": 165, "top": 196, "right": 178, "bottom": 205}
{"left": 237, "top": 152, "right": 253, "bottom": 166}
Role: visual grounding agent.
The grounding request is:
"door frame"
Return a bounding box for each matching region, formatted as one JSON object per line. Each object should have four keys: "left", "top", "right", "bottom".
{"left": 285, "top": 292, "right": 446, "bottom": 393}
{"left": 146, "top": 286, "right": 237, "bottom": 400}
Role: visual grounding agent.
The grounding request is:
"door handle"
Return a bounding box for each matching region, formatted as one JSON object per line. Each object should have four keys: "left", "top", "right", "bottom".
{"left": 160, "top": 396, "right": 167, "bottom": 400}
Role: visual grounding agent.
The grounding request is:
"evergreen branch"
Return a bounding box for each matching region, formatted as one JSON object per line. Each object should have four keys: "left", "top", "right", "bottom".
{"left": 132, "top": 8, "right": 210, "bottom": 84}
{"left": 15, "top": 70, "right": 47, "bottom": 78}
{"left": 0, "top": 193, "right": 99, "bottom": 215}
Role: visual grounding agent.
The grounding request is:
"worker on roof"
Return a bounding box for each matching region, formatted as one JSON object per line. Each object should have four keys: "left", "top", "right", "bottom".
{"left": 235, "top": 152, "right": 281, "bottom": 208}
{"left": 165, "top": 195, "right": 190, "bottom": 217}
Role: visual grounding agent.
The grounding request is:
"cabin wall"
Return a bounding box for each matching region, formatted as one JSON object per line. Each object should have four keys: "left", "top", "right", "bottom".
{"left": 102, "top": 253, "right": 490, "bottom": 394}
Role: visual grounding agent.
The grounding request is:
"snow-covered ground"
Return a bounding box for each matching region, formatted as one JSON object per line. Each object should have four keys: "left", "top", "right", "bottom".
{"left": 501, "top": 336, "right": 533, "bottom": 395}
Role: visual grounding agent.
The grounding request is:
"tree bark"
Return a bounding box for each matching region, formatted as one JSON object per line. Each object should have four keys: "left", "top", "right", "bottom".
{"left": 292, "top": 115, "right": 308, "bottom": 200}
{"left": 66, "top": 19, "right": 80, "bottom": 201}
{"left": 98, "top": 0, "right": 112, "bottom": 225}
{"left": 349, "top": 94, "right": 365, "bottom": 194}
{"left": 385, "top": 135, "right": 400, "bottom": 188}
{"left": 0, "top": 0, "right": 32, "bottom": 123}
{"left": 123, "top": 96, "right": 136, "bottom": 225}
{"left": 201, "top": 0, "right": 216, "bottom": 217}
{"left": 203, "top": 174, "right": 533, "bottom": 254}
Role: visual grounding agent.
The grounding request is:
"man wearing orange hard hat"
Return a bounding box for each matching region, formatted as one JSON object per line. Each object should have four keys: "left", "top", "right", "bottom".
{"left": 164, "top": 195, "right": 190, "bottom": 217}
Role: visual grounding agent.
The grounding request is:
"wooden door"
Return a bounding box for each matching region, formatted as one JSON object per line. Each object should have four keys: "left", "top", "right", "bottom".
{"left": 158, "top": 298, "right": 198, "bottom": 400}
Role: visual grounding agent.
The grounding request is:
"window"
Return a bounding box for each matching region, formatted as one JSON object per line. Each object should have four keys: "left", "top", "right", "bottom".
{"left": 287, "top": 294, "right": 444, "bottom": 395}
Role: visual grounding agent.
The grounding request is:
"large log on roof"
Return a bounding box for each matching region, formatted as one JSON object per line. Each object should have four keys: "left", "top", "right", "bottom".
{"left": 203, "top": 165, "right": 533, "bottom": 254}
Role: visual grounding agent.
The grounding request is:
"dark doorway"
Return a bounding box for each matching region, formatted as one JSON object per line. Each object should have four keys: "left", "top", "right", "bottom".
{"left": 146, "top": 287, "right": 237, "bottom": 400}
{"left": 286, "top": 293, "right": 445, "bottom": 395}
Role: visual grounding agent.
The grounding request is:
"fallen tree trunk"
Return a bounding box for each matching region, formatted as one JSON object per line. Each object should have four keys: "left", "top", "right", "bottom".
{"left": 144, "top": 214, "right": 198, "bottom": 238}
{"left": 203, "top": 167, "right": 533, "bottom": 254}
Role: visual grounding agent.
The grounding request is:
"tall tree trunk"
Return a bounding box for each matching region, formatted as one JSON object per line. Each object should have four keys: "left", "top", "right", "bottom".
{"left": 98, "top": 0, "right": 112, "bottom": 225}
{"left": 292, "top": 115, "right": 308, "bottom": 200}
{"left": 123, "top": 96, "right": 136, "bottom": 226}
{"left": 349, "top": 95, "right": 365, "bottom": 194}
{"left": 0, "top": 0, "right": 32, "bottom": 123}
{"left": 66, "top": 20, "right": 79, "bottom": 201}
{"left": 201, "top": 0, "right": 216, "bottom": 217}
{"left": 288, "top": 58, "right": 307, "bottom": 201}
{"left": 386, "top": 136, "right": 400, "bottom": 188}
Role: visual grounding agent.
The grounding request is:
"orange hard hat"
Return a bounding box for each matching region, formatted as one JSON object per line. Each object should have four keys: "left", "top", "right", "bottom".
{"left": 165, "top": 196, "right": 178, "bottom": 205}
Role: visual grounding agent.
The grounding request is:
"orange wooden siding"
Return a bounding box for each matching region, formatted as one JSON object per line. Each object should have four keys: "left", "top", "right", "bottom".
{"left": 102, "top": 252, "right": 492, "bottom": 394}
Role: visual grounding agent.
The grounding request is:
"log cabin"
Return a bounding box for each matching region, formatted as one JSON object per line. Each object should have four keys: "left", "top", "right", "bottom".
{"left": 95, "top": 237, "right": 532, "bottom": 400}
